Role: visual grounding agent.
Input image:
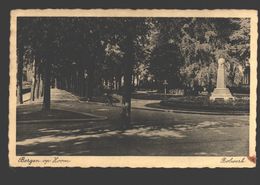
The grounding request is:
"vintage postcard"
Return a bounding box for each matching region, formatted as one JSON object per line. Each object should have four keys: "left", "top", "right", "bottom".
{"left": 9, "top": 9, "right": 257, "bottom": 168}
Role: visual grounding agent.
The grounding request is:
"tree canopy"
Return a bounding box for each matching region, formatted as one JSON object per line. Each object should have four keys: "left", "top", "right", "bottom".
{"left": 17, "top": 17, "right": 250, "bottom": 102}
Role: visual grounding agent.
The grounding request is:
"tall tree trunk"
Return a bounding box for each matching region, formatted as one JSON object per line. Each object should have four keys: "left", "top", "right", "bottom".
{"left": 79, "top": 69, "right": 84, "bottom": 97}
{"left": 75, "top": 71, "right": 79, "bottom": 95}
{"left": 136, "top": 75, "right": 140, "bottom": 89}
{"left": 113, "top": 77, "right": 117, "bottom": 90}
{"left": 55, "top": 78, "right": 57, "bottom": 89}
{"left": 132, "top": 74, "right": 135, "bottom": 87}
{"left": 30, "top": 78, "right": 36, "bottom": 101}
{"left": 87, "top": 64, "right": 94, "bottom": 100}
{"left": 17, "top": 49, "right": 23, "bottom": 104}
{"left": 66, "top": 78, "right": 68, "bottom": 90}
{"left": 121, "top": 35, "right": 134, "bottom": 129}
{"left": 35, "top": 73, "right": 40, "bottom": 99}
{"left": 118, "top": 76, "right": 122, "bottom": 90}
{"left": 115, "top": 79, "right": 119, "bottom": 91}
{"left": 70, "top": 72, "right": 74, "bottom": 93}
{"left": 39, "top": 74, "right": 44, "bottom": 97}
{"left": 30, "top": 59, "right": 37, "bottom": 102}
{"left": 75, "top": 70, "right": 79, "bottom": 95}
{"left": 42, "top": 62, "right": 51, "bottom": 111}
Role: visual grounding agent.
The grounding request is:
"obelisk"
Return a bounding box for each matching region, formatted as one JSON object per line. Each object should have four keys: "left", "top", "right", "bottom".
{"left": 210, "top": 58, "right": 234, "bottom": 101}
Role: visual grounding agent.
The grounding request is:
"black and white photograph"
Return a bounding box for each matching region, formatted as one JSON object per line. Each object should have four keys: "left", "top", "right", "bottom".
{"left": 9, "top": 9, "right": 257, "bottom": 168}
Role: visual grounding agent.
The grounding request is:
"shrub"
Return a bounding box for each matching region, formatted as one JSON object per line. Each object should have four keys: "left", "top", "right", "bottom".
{"left": 160, "top": 95, "right": 249, "bottom": 112}
{"left": 132, "top": 92, "right": 182, "bottom": 100}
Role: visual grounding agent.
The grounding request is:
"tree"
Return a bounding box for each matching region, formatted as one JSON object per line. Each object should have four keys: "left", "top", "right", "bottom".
{"left": 18, "top": 17, "right": 65, "bottom": 111}
{"left": 148, "top": 18, "right": 250, "bottom": 94}
{"left": 16, "top": 46, "right": 24, "bottom": 104}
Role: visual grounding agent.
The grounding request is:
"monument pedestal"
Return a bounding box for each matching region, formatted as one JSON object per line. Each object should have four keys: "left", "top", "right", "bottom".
{"left": 210, "top": 88, "right": 234, "bottom": 101}
{"left": 209, "top": 58, "right": 234, "bottom": 101}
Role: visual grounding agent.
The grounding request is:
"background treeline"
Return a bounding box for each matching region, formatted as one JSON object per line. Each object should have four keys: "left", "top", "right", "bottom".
{"left": 17, "top": 17, "right": 250, "bottom": 111}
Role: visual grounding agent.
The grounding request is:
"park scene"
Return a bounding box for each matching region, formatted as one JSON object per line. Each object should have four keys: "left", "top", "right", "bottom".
{"left": 16, "top": 17, "right": 250, "bottom": 156}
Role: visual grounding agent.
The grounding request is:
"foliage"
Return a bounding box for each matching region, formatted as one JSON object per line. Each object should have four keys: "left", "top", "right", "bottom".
{"left": 18, "top": 17, "right": 250, "bottom": 95}
{"left": 160, "top": 95, "right": 249, "bottom": 112}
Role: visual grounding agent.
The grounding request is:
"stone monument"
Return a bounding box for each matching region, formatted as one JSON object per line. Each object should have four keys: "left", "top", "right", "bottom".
{"left": 210, "top": 58, "right": 234, "bottom": 101}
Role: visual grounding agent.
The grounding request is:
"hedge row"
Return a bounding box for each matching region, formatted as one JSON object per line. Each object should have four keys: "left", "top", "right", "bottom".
{"left": 160, "top": 96, "right": 249, "bottom": 112}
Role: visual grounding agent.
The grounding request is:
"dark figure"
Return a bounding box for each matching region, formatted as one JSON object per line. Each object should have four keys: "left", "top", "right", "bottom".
{"left": 105, "top": 92, "right": 113, "bottom": 106}
{"left": 120, "top": 102, "right": 131, "bottom": 130}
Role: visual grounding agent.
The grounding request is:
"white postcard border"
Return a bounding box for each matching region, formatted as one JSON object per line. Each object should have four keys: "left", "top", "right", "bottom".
{"left": 9, "top": 9, "right": 258, "bottom": 168}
